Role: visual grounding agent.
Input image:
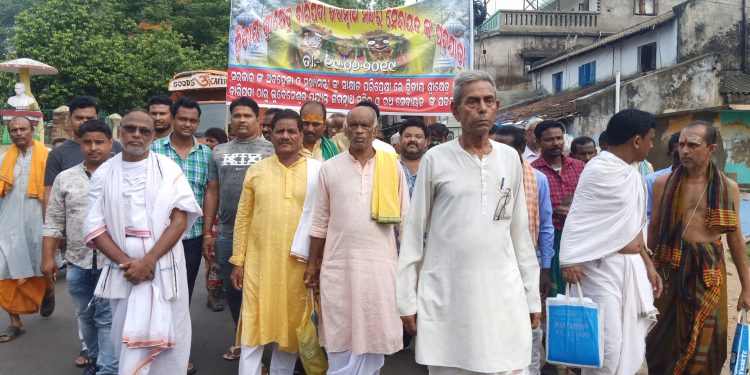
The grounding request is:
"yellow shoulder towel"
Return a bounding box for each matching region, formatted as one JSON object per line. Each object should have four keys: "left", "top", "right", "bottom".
{"left": 371, "top": 150, "right": 401, "bottom": 224}
{"left": 0, "top": 140, "right": 48, "bottom": 199}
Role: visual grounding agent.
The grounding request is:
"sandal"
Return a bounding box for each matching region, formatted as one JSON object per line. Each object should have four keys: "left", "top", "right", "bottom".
{"left": 222, "top": 345, "right": 241, "bottom": 361}
{"left": 187, "top": 361, "right": 197, "bottom": 374}
{"left": 0, "top": 325, "right": 25, "bottom": 343}
{"left": 206, "top": 294, "right": 224, "bottom": 312}
{"left": 74, "top": 349, "right": 90, "bottom": 367}
{"left": 40, "top": 291, "right": 55, "bottom": 317}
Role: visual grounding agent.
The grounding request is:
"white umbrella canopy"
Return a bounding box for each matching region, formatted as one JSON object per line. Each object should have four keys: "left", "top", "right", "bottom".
{"left": 0, "top": 58, "right": 58, "bottom": 75}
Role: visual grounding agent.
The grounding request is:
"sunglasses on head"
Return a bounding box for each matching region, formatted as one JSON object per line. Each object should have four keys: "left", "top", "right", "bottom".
{"left": 121, "top": 124, "right": 153, "bottom": 136}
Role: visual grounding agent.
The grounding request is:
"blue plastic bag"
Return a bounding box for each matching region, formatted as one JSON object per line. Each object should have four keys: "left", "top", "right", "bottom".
{"left": 731, "top": 309, "right": 750, "bottom": 375}
{"left": 546, "top": 283, "right": 604, "bottom": 368}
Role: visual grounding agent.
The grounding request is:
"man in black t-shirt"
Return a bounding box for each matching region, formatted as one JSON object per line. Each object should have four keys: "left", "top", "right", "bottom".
{"left": 44, "top": 96, "right": 122, "bottom": 207}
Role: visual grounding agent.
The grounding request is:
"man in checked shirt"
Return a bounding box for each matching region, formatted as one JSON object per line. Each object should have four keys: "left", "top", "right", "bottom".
{"left": 530, "top": 120, "right": 585, "bottom": 298}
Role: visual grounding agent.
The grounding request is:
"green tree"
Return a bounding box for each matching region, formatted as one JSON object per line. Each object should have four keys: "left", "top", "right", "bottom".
{"left": 12, "top": 0, "right": 214, "bottom": 112}
{"left": 117, "top": 0, "right": 230, "bottom": 48}
{"left": 371, "top": 0, "right": 406, "bottom": 9}
{"left": 318, "top": 0, "right": 405, "bottom": 8}
{"left": 318, "top": 0, "right": 368, "bottom": 8}
{"left": 0, "top": 0, "right": 42, "bottom": 59}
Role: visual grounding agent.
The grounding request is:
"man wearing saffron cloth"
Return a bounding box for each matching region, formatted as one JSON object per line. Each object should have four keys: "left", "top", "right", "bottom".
{"left": 0, "top": 116, "right": 49, "bottom": 343}
{"left": 83, "top": 110, "right": 202, "bottom": 374}
{"left": 229, "top": 109, "right": 321, "bottom": 375}
{"left": 646, "top": 120, "right": 750, "bottom": 374}
{"left": 304, "top": 106, "right": 408, "bottom": 375}
{"left": 561, "top": 109, "right": 661, "bottom": 374}
{"left": 398, "top": 71, "right": 541, "bottom": 375}
{"left": 299, "top": 100, "right": 339, "bottom": 161}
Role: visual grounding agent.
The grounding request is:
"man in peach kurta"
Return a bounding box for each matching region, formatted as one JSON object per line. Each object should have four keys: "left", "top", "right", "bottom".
{"left": 230, "top": 110, "right": 318, "bottom": 375}
{"left": 304, "top": 106, "right": 408, "bottom": 374}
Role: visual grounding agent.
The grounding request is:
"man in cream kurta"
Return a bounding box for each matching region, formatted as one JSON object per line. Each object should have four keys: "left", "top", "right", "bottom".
{"left": 229, "top": 110, "right": 321, "bottom": 375}
{"left": 397, "top": 71, "right": 541, "bottom": 374}
{"left": 305, "top": 106, "right": 408, "bottom": 375}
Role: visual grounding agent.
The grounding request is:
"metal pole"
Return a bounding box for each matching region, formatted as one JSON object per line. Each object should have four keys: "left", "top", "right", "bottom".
{"left": 615, "top": 71, "right": 621, "bottom": 113}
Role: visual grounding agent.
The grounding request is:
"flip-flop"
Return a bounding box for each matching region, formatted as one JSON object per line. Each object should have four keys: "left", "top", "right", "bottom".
{"left": 74, "top": 349, "right": 90, "bottom": 367}
{"left": 222, "top": 345, "right": 241, "bottom": 360}
{"left": 187, "top": 362, "right": 197, "bottom": 374}
{"left": 40, "top": 292, "right": 55, "bottom": 317}
{"left": 0, "top": 325, "right": 25, "bottom": 343}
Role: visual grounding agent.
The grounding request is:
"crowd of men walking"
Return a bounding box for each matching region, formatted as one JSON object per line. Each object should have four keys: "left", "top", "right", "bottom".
{"left": 0, "top": 70, "right": 748, "bottom": 375}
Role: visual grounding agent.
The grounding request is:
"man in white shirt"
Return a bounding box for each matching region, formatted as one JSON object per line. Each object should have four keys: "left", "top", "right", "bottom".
{"left": 398, "top": 71, "right": 541, "bottom": 374}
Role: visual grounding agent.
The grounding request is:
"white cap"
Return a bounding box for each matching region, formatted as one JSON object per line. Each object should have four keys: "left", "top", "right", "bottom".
{"left": 390, "top": 133, "right": 400, "bottom": 145}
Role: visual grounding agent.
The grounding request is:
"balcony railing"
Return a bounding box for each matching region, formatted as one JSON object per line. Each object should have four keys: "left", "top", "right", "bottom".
{"left": 477, "top": 10, "right": 599, "bottom": 34}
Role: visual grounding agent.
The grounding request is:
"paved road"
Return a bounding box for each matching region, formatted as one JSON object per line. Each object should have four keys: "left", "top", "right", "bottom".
{"left": 0, "top": 266, "right": 426, "bottom": 375}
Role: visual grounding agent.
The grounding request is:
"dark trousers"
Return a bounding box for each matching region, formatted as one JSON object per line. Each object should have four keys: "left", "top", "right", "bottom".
{"left": 183, "top": 235, "right": 204, "bottom": 303}
{"left": 216, "top": 233, "right": 242, "bottom": 325}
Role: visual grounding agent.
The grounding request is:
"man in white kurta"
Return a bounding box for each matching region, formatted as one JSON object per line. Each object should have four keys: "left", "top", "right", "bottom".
{"left": 397, "top": 71, "right": 541, "bottom": 374}
{"left": 83, "top": 110, "right": 202, "bottom": 374}
{"left": 560, "top": 109, "right": 660, "bottom": 375}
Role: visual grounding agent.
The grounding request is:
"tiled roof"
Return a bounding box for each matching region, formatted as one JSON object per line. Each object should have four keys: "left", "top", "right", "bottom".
{"left": 498, "top": 81, "right": 613, "bottom": 121}
{"left": 720, "top": 71, "right": 750, "bottom": 95}
{"left": 530, "top": 11, "right": 675, "bottom": 72}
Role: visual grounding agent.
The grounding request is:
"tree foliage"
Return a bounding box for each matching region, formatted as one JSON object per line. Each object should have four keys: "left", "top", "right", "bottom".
{"left": 318, "top": 0, "right": 405, "bottom": 9}
{"left": 2, "top": 0, "right": 228, "bottom": 112}
{"left": 0, "top": 0, "right": 411, "bottom": 112}
{"left": 474, "top": 0, "right": 488, "bottom": 27}
{"left": 0, "top": 0, "right": 42, "bottom": 60}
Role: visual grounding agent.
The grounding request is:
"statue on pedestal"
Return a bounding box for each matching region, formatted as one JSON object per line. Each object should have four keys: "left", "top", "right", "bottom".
{"left": 6, "top": 82, "right": 37, "bottom": 110}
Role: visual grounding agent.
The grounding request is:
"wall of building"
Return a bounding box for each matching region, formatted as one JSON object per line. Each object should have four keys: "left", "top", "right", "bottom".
{"left": 674, "top": 0, "right": 745, "bottom": 70}
{"left": 474, "top": 34, "right": 599, "bottom": 91}
{"left": 720, "top": 110, "right": 750, "bottom": 184}
{"left": 532, "top": 20, "right": 678, "bottom": 93}
{"left": 598, "top": 0, "right": 687, "bottom": 28}
{"left": 569, "top": 53, "right": 722, "bottom": 137}
{"left": 540, "top": 0, "right": 598, "bottom": 11}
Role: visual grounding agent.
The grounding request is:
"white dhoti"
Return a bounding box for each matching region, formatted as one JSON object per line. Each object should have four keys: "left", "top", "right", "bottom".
{"left": 109, "top": 237, "right": 192, "bottom": 375}
{"left": 428, "top": 366, "right": 529, "bottom": 375}
{"left": 578, "top": 253, "right": 656, "bottom": 375}
{"left": 239, "top": 344, "right": 298, "bottom": 375}
{"left": 327, "top": 350, "right": 384, "bottom": 375}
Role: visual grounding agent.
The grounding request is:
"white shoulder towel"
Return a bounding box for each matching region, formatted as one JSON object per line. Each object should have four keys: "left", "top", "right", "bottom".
{"left": 290, "top": 158, "right": 322, "bottom": 262}
{"left": 560, "top": 151, "right": 647, "bottom": 266}
{"left": 83, "top": 152, "right": 203, "bottom": 300}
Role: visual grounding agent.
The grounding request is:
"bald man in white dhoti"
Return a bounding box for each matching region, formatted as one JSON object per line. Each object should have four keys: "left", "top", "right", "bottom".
{"left": 83, "top": 110, "right": 202, "bottom": 374}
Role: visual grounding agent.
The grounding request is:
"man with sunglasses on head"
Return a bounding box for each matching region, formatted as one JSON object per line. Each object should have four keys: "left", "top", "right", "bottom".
{"left": 83, "top": 109, "right": 202, "bottom": 375}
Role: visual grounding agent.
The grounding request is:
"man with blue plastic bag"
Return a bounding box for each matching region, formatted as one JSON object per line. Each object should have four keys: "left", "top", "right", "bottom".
{"left": 560, "top": 109, "right": 661, "bottom": 374}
